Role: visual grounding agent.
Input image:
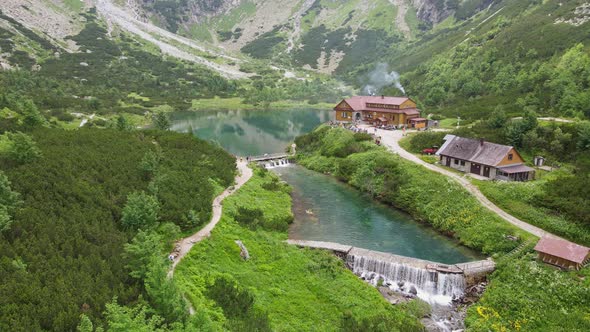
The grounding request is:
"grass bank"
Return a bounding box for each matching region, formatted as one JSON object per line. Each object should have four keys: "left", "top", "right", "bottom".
{"left": 174, "top": 167, "right": 424, "bottom": 331}
{"left": 474, "top": 177, "right": 590, "bottom": 246}
{"left": 190, "top": 97, "right": 333, "bottom": 111}
{"left": 466, "top": 253, "right": 590, "bottom": 331}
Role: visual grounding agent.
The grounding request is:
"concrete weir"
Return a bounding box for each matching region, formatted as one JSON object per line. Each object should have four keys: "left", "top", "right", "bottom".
{"left": 287, "top": 239, "right": 495, "bottom": 302}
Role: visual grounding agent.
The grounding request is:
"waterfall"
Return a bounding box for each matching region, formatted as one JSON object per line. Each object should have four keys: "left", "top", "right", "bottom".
{"left": 262, "top": 159, "right": 291, "bottom": 169}
{"left": 347, "top": 254, "right": 465, "bottom": 305}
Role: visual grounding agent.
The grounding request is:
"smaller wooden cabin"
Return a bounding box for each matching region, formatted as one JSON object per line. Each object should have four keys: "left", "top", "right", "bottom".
{"left": 534, "top": 237, "right": 590, "bottom": 270}
{"left": 409, "top": 117, "right": 427, "bottom": 129}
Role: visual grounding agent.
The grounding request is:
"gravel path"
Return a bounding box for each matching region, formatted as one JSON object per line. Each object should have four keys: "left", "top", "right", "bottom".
{"left": 372, "top": 127, "right": 560, "bottom": 240}
{"left": 168, "top": 160, "right": 253, "bottom": 277}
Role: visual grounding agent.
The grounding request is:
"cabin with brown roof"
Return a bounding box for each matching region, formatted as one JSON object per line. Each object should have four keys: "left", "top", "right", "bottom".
{"left": 534, "top": 237, "right": 590, "bottom": 270}
{"left": 436, "top": 135, "right": 535, "bottom": 181}
{"left": 333, "top": 96, "right": 421, "bottom": 127}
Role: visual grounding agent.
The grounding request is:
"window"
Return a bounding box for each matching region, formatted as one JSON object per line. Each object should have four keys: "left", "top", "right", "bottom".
{"left": 454, "top": 159, "right": 459, "bottom": 165}
{"left": 341, "top": 112, "right": 348, "bottom": 118}
{"left": 460, "top": 160, "right": 465, "bottom": 166}
{"left": 508, "top": 153, "right": 513, "bottom": 161}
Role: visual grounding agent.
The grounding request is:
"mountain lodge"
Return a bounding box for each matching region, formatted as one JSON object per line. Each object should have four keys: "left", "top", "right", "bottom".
{"left": 436, "top": 135, "right": 535, "bottom": 181}
{"left": 334, "top": 96, "right": 423, "bottom": 128}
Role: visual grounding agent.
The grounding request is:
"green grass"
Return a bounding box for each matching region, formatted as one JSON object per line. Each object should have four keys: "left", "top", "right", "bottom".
{"left": 186, "top": 23, "right": 213, "bottom": 43}
{"left": 213, "top": 0, "right": 257, "bottom": 31}
{"left": 190, "top": 97, "right": 333, "bottom": 111}
{"left": 174, "top": 167, "right": 423, "bottom": 331}
{"left": 62, "top": 0, "right": 85, "bottom": 12}
{"left": 465, "top": 254, "right": 590, "bottom": 331}
{"left": 474, "top": 177, "right": 590, "bottom": 246}
{"left": 364, "top": 0, "right": 398, "bottom": 34}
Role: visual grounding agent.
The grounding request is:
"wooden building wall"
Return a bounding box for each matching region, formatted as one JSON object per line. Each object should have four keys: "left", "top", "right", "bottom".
{"left": 497, "top": 148, "right": 525, "bottom": 166}
{"left": 538, "top": 252, "right": 584, "bottom": 270}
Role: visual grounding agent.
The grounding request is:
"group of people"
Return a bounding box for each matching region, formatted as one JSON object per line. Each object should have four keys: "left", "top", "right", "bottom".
{"left": 327, "top": 121, "right": 370, "bottom": 134}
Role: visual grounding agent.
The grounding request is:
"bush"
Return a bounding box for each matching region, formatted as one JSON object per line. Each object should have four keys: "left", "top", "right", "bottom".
{"left": 407, "top": 131, "right": 446, "bottom": 153}
{"left": 121, "top": 191, "right": 160, "bottom": 230}
{"left": 235, "top": 206, "right": 265, "bottom": 228}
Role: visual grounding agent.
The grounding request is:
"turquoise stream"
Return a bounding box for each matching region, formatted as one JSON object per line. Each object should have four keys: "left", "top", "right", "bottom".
{"left": 171, "top": 109, "right": 480, "bottom": 264}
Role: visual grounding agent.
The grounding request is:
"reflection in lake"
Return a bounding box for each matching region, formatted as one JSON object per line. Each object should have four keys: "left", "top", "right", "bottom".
{"left": 170, "top": 109, "right": 331, "bottom": 156}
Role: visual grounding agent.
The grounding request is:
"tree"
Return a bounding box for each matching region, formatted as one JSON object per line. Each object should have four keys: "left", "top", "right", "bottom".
{"left": 123, "top": 230, "right": 164, "bottom": 280}
{"left": 77, "top": 314, "right": 93, "bottom": 332}
{"left": 0, "top": 206, "right": 12, "bottom": 233}
{"left": 116, "top": 115, "right": 132, "bottom": 131}
{"left": 577, "top": 122, "right": 590, "bottom": 151}
{"left": 144, "top": 256, "right": 189, "bottom": 324}
{"left": 121, "top": 191, "right": 160, "bottom": 230}
{"left": 20, "top": 99, "right": 46, "bottom": 128}
{"left": 140, "top": 149, "right": 161, "bottom": 179}
{"left": 152, "top": 112, "right": 171, "bottom": 131}
{"left": 104, "top": 300, "right": 166, "bottom": 332}
{"left": 0, "top": 171, "right": 21, "bottom": 233}
{"left": 487, "top": 107, "right": 508, "bottom": 129}
{"left": 6, "top": 132, "right": 42, "bottom": 164}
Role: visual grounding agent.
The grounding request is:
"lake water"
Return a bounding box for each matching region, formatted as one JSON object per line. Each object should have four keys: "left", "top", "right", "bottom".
{"left": 170, "top": 109, "right": 331, "bottom": 156}
{"left": 171, "top": 109, "right": 479, "bottom": 263}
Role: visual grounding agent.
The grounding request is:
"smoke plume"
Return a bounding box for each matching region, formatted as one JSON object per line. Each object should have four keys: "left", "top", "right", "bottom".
{"left": 362, "top": 63, "right": 406, "bottom": 96}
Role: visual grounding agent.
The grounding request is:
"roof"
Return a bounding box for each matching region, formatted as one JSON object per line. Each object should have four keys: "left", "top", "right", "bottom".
{"left": 436, "top": 135, "right": 516, "bottom": 167}
{"left": 498, "top": 164, "right": 535, "bottom": 174}
{"left": 534, "top": 237, "right": 590, "bottom": 264}
{"left": 335, "top": 96, "right": 420, "bottom": 115}
{"left": 344, "top": 96, "right": 411, "bottom": 110}
{"left": 410, "top": 117, "right": 427, "bottom": 122}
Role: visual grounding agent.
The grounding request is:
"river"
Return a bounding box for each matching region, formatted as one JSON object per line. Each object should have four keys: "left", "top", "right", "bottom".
{"left": 170, "top": 109, "right": 480, "bottom": 264}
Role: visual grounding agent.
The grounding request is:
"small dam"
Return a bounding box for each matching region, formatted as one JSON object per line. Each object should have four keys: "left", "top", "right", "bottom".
{"left": 287, "top": 240, "right": 495, "bottom": 305}
{"left": 250, "top": 153, "right": 292, "bottom": 169}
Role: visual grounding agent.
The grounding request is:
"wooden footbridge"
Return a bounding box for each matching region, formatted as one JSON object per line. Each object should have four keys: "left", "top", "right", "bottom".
{"left": 286, "top": 240, "right": 496, "bottom": 280}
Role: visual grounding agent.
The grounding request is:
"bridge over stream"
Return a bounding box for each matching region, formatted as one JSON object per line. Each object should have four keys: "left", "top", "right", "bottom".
{"left": 249, "top": 153, "right": 289, "bottom": 162}
{"left": 287, "top": 240, "right": 496, "bottom": 284}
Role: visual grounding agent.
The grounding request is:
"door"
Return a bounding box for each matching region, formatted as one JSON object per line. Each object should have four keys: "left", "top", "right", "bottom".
{"left": 470, "top": 163, "right": 481, "bottom": 175}
{"left": 445, "top": 157, "right": 451, "bottom": 167}
{"left": 483, "top": 166, "right": 490, "bottom": 178}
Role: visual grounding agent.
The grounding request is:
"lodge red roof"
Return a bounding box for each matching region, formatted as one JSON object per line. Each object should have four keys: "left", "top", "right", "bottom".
{"left": 534, "top": 236, "right": 590, "bottom": 264}
{"left": 344, "top": 96, "right": 411, "bottom": 109}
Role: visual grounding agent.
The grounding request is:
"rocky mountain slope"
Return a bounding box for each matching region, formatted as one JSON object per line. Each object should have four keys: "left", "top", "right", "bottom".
{"left": 131, "top": 0, "right": 458, "bottom": 74}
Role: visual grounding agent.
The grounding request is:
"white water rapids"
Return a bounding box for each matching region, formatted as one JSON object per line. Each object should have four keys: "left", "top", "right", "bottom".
{"left": 347, "top": 254, "right": 466, "bottom": 306}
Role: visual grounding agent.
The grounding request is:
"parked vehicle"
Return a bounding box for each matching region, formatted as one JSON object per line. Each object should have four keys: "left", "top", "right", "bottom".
{"left": 422, "top": 146, "right": 439, "bottom": 155}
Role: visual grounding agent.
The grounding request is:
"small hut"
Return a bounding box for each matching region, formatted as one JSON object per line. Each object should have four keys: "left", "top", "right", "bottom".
{"left": 534, "top": 237, "right": 590, "bottom": 270}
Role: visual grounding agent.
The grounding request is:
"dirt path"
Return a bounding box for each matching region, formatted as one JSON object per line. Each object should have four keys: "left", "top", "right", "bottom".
{"left": 168, "top": 160, "right": 253, "bottom": 277}
{"left": 370, "top": 127, "right": 560, "bottom": 239}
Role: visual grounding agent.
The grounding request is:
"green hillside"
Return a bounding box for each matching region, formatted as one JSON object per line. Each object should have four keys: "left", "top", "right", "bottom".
{"left": 0, "top": 128, "right": 235, "bottom": 331}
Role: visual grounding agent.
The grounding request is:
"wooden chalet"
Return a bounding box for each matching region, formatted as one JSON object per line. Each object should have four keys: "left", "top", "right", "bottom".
{"left": 436, "top": 135, "right": 535, "bottom": 181}
{"left": 334, "top": 96, "right": 421, "bottom": 127}
{"left": 534, "top": 237, "right": 590, "bottom": 270}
